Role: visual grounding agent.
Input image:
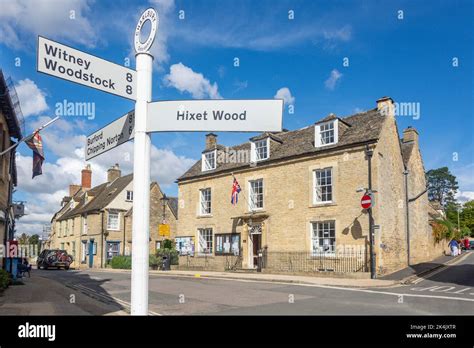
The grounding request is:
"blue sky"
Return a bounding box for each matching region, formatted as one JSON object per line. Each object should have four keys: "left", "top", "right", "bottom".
{"left": 0, "top": 0, "right": 472, "bottom": 235}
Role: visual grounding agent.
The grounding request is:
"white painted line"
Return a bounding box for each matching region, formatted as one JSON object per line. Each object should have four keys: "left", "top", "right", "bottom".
{"left": 72, "top": 283, "right": 161, "bottom": 316}
{"left": 412, "top": 252, "right": 472, "bottom": 284}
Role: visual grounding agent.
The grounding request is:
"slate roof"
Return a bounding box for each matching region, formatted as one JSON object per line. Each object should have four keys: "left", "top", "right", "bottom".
{"left": 57, "top": 174, "right": 133, "bottom": 221}
{"left": 178, "top": 108, "right": 387, "bottom": 181}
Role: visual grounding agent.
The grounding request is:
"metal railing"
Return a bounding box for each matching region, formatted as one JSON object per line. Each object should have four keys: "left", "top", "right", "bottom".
{"left": 262, "top": 249, "right": 368, "bottom": 274}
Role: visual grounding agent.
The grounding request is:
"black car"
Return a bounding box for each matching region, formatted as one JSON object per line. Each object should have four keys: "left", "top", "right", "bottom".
{"left": 37, "top": 249, "right": 73, "bottom": 270}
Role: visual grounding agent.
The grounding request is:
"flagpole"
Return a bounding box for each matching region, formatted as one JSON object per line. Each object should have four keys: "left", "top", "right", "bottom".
{"left": 230, "top": 171, "right": 254, "bottom": 212}
{"left": 0, "top": 116, "right": 60, "bottom": 156}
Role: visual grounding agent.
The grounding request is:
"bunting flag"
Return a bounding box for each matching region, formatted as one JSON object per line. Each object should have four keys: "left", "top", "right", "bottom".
{"left": 231, "top": 177, "right": 241, "bottom": 205}
{"left": 25, "top": 131, "right": 45, "bottom": 178}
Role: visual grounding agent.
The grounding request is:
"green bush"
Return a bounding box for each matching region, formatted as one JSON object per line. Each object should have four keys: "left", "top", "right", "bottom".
{"left": 156, "top": 248, "right": 179, "bottom": 265}
{"left": 110, "top": 255, "right": 132, "bottom": 269}
{"left": 149, "top": 254, "right": 160, "bottom": 269}
{"left": 0, "top": 269, "right": 10, "bottom": 290}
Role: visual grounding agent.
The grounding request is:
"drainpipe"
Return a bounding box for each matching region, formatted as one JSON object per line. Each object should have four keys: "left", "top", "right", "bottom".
{"left": 365, "top": 145, "right": 376, "bottom": 279}
{"left": 123, "top": 213, "right": 126, "bottom": 255}
{"left": 403, "top": 169, "right": 410, "bottom": 266}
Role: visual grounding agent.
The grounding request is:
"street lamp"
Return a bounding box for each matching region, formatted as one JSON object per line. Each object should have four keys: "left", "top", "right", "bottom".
{"left": 160, "top": 194, "right": 169, "bottom": 224}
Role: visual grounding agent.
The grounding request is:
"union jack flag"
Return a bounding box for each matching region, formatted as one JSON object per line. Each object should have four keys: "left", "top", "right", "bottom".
{"left": 231, "top": 177, "right": 241, "bottom": 205}
{"left": 25, "top": 131, "right": 45, "bottom": 178}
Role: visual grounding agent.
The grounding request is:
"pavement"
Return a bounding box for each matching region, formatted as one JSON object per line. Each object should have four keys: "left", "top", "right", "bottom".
{"left": 0, "top": 272, "right": 128, "bottom": 315}
{"left": 2, "top": 250, "right": 473, "bottom": 315}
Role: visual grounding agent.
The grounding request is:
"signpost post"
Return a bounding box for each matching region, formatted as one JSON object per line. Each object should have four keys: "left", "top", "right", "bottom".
{"left": 130, "top": 7, "right": 158, "bottom": 315}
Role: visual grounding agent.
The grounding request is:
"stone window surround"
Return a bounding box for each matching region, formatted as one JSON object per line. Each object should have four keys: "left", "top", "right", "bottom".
{"left": 313, "top": 167, "right": 333, "bottom": 205}
{"left": 310, "top": 220, "right": 336, "bottom": 255}
{"left": 107, "top": 210, "right": 121, "bottom": 231}
{"left": 199, "top": 187, "right": 212, "bottom": 216}
{"left": 248, "top": 178, "right": 264, "bottom": 212}
{"left": 308, "top": 162, "right": 338, "bottom": 208}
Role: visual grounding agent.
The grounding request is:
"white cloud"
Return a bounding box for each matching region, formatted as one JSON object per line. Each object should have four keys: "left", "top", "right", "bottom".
{"left": 274, "top": 87, "right": 295, "bottom": 106}
{"left": 456, "top": 191, "right": 474, "bottom": 204}
{"left": 15, "top": 79, "right": 48, "bottom": 117}
{"left": 0, "top": 0, "right": 97, "bottom": 50}
{"left": 325, "top": 69, "right": 343, "bottom": 90}
{"left": 323, "top": 25, "right": 352, "bottom": 41}
{"left": 163, "top": 63, "right": 222, "bottom": 99}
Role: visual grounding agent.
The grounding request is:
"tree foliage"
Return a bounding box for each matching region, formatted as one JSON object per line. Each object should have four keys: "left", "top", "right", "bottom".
{"left": 426, "top": 167, "right": 459, "bottom": 207}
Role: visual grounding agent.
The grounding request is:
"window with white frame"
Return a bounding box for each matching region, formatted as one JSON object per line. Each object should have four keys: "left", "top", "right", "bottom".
{"left": 251, "top": 138, "right": 269, "bottom": 162}
{"left": 106, "top": 241, "right": 120, "bottom": 260}
{"left": 201, "top": 150, "right": 216, "bottom": 171}
{"left": 314, "top": 168, "right": 333, "bottom": 203}
{"left": 82, "top": 215, "right": 88, "bottom": 235}
{"left": 249, "top": 179, "right": 264, "bottom": 210}
{"left": 199, "top": 188, "right": 212, "bottom": 215}
{"left": 311, "top": 221, "right": 336, "bottom": 254}
{"left": 107, "top": 211, "right": 120, "bottom": 230}
{"left": 198, "top": 228, "right": 213, "bottom": 254}
{"left": 126, "top": 190, "right": 133, "bottom": 201}
{"left": 315, "top": 120, "right": 338, "bottom": 147}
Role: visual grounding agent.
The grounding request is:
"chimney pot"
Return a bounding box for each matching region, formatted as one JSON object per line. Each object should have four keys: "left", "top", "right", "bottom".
{"left": 107, "top": 163, "right": 121, "bottom": 183}
{"left": 376, "top": 96, "right": 395, "bottom": 117}
{"left": 205, "top": 133, "right": 217, "bottom": 150}
{"left": 403, "top": 126, "right": 419, "bottom": 144}
{"left": 81, "top": 164, "right": 92, "bottom": 190}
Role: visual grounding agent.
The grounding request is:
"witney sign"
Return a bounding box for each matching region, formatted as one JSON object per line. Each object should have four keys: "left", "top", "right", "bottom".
{"left": 37, "top": 36, "right": 137, "bottom": 100}
{"left": 147, "top": 99, "right": 283, "bottom": 132}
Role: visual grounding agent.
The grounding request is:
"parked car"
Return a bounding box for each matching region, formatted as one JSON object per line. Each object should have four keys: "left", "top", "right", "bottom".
{"left": 37, "top": 249, "right": 73, "bottom": 270}
{"left": 469, "top": 240, "right": 474, "bottom": 250}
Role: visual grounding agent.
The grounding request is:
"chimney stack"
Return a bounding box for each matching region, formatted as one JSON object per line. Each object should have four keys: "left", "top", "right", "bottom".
{"left": 376, "top": 96, "right": 395, "bottom": 117}
{"left": 107, "top": 163, "right": 121, "bottom": 183}
{"left": 205, "top": 133, "right": 217, "bottom": 150}
{"left": 81, "top": 164, "right": 92, "bottom": 190}
{"left": 403, "top": 126, "right": 419, "bottom": 144}
{"left": 69, "top": 184, "right": 81, "bottom": 197}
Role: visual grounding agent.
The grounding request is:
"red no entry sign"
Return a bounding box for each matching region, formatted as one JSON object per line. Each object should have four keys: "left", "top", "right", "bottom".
{"left": 361, "top": 194, "right": 372, "bottom": 209}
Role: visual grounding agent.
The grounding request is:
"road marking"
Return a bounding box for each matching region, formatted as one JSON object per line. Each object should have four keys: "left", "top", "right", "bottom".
{"left": 70, "top": 283, "right": 161, "bottom": 316}
{"left": 412, "top": 252, "right": 472, "bottom": 284}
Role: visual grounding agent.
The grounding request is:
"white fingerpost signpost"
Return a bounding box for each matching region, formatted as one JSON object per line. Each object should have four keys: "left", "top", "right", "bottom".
{"left": 131, "top": 7, "right": 158, "bottom": 315}
{"left": 39, "top": 7, "right": 283, "bottom": 315}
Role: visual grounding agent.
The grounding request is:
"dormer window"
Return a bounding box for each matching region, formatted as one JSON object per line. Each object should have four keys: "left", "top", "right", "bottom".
{"left": 251, "top": 138, "right": 270, "bottom": 162}
{"left": 315, "top": 120, "right": 339, "bottom": 147}
{"left": 202, "top": 150, "right": 216, "bottom": 171}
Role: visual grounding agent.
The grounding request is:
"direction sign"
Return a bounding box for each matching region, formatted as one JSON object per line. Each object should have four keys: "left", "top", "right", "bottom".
{"left": 37, "top": 36, "right": 137, "bottom": 100}
{"left": 146, "top": 99, "right": 283, "bottom": 132}
{"left": 86, "top": 111, "right": 135, "bottom": 160}
{"left": 361, "top": 194, "right": 372, "bottom": 209}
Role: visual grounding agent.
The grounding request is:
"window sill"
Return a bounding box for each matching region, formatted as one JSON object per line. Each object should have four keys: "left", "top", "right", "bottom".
{"left": 197, "top": 214, "right": 213, "bottom": 219}
{"left": 310, "top": 202, "right": 337, "bottom": 208}
{"left": 196, "top": 254, "right": 214, "bottom": 258}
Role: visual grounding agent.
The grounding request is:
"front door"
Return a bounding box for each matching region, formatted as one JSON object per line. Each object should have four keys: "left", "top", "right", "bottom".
{"left": 88, "top": 239, "right": 94, "bottom": 268}
{"left": 251, "top": 233, "right": 261, "bottom": 268}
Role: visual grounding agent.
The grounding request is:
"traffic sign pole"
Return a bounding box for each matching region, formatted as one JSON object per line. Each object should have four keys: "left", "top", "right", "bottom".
{"left": 131, "top": 52, "right": 153, "bottom": 315}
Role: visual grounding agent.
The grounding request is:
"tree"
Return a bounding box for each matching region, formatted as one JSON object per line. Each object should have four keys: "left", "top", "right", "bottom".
{"left": 17, "top": 233, "right": 29, "bottom": 245}
{"left": 426, "top": 167, "right": 459, "bottom": 207}
{"left": 461, "top": 200, "right": 474, "bottom": 236}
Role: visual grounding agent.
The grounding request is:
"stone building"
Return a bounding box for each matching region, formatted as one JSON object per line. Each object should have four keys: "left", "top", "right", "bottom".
{"left": 0, "top": 70, "right": 23, "bottom": 267}
{"left": 124, "top": 183, "right": 178, "bottom": 255}
{"left": 49, "top": 163, "right": 177, "bottom": 268}
{"left": 175, "top": 97, "right": 446, "bottom": 276}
